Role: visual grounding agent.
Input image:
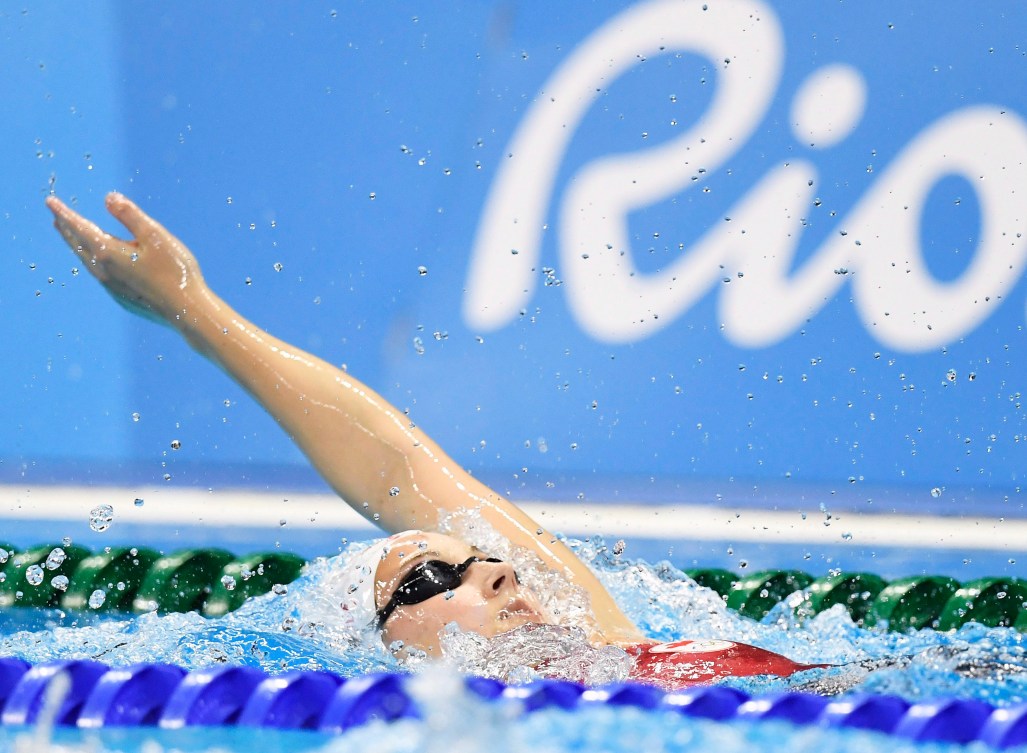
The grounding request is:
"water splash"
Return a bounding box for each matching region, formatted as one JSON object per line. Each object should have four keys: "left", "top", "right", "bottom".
{"left": 0, "top": 535, "right": 1023, "bottom": 709}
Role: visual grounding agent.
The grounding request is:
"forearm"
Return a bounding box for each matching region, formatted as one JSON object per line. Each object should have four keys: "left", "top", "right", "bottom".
{"left": 171, "top": 285, "right": 440, "bottom": 527}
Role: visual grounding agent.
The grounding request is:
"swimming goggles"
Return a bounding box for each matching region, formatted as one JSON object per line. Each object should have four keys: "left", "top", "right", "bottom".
{"left": 376, "top": 556, "right": 502, "bottom": 627}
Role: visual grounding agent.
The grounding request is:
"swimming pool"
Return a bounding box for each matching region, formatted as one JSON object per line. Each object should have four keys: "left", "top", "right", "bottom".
{"left": 8, "top": 3, "right": 1027, "bottom": 750}
{"left": 0, "top": 533, "right": 1024, "bottom": 752}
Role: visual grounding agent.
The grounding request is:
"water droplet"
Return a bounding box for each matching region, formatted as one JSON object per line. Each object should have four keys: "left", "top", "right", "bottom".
{"left": 170, "top": 439, "right": 181, "bottom": 450}
{"left": 612, "top": 540, "right": 626, "bottom": 556}
{"left": 25, "top": 565, "right": 44, "bottom": 586}
{"left": 89, "top": 504, "right": 114, "bottom": 533}
{"left": 931, "top": 487, "right": 942, "bottom": 498}
{"left": 221, "top": 575, "right": 237, "bottom": 591}
{"left": 50, "top": 575, "right": 69, "bottom": 592}
{"left": 417, "top": 266, "right": 428, "bottom": 276}
{"left": 368, "top": 192, "right": 376, "bottom": 200}
{"left": 946, "top": 369, "right": 957, "bottom": 382}
{"left": 272, "top": 583, "right": 288, "bottom": 596}
{"left": 0, "top": 549, "right": 7, "bottom": 565}
{"left": 389, "top": 486, "right": 400, "bottom": 497}
{"left": 273, "top": 262, "right": 284, "bottom": 272}
{"left": 131, "top": 412, "right": 141, "bottom": 422}
{"left": 134, "top": 498, "right": 144, "bottom": 507}
{"left": 45, "top": 548, "right": 66, "bottom": 570}
{"left": 88, "top": 589, "right": 106, "bottom": 609}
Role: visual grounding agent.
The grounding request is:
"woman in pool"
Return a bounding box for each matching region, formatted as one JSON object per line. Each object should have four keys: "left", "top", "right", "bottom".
{"left": 46, "top": 192, "right": 825, "bottom": 689}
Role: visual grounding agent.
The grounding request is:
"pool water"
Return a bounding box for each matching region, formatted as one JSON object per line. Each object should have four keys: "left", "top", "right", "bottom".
{"left": 0, "top": 535, "right": 1024, "bottom": 752}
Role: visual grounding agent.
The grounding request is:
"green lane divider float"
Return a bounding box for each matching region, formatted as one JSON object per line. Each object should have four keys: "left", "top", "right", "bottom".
{"left": 202, "top": 552, "right": 305, "bottom": 617}
{"left": 726, "top": 570, "right": 814, "bottom": 619}
{"left": 133, "top": 548, "right": 236, "bottom": 614}
{"left": 864, "top": 575, "right": 961, "bottom": 631}
{"left": 685, "top": 567, "right": 1027, "bottom": 633}
{"left": 62, "top": 546, "right": 161, "bottom": 612}
{"left": 807, "top": 572, "right": 888, "bottom": 625}
{"left": 937, "top": 577, "right": 1027, "bottom": 631}
{"left": 1, "top": 541, "right": 1024, "bottom": 633}
{"left": 0, "top": 544, "right": 91, "bottom": 608}
{"left": 0, "top": 543, "right": 304, "bottom": 616}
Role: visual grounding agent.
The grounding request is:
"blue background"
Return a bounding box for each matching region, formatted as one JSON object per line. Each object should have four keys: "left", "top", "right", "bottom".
{"left": 3, "top": 2, "right": 1027, "bottom": 520}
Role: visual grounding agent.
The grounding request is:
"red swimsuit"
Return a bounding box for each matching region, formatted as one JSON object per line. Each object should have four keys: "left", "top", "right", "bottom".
{"left": 626, "top": 639, "right": 827, "bottom": 690}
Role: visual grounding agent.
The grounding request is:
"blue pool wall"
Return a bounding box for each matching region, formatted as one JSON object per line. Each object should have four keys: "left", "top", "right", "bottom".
{"left": 3, "top": 2, "right": 1027, "bottom": 522}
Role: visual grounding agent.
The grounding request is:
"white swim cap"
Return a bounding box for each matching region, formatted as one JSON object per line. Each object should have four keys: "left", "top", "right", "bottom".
{"left": 326, "top": 532, "right": 413, "bottom": 632}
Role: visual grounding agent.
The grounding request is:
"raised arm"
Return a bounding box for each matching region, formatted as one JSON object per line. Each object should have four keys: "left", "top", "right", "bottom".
{"left": 47, "top": 193, "right": 643, "bottom": 642}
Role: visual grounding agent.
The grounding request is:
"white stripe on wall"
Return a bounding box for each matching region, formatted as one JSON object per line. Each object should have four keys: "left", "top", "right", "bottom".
{"left": 1, "top": 484, "right": 1022, "bottom": 553}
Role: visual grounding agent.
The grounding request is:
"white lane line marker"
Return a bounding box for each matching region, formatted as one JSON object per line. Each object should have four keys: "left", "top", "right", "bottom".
{"left": 1, "top": 485, "right": 1022, "bottom": 552}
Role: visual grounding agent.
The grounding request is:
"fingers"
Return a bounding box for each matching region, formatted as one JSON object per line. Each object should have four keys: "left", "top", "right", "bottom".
{"left": 45, "top": 195, "right": 115, "bottom": 264}
{"left": 105, "top": 191, "right": 171, "bottom": 243}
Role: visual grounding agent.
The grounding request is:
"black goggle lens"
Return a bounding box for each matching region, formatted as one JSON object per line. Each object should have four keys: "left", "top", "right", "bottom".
{"left": 376, "top": 556, "right": 502, "bottom": 627}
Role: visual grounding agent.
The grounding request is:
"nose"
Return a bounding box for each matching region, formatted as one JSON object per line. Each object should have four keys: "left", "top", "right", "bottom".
{"left": 472, "top": 559, "right": 519, "bottom": 599}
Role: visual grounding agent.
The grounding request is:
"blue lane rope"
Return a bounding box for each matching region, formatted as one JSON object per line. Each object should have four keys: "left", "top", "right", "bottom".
{"left": 0, "top": 659, "right": 1025, "bottom": 748}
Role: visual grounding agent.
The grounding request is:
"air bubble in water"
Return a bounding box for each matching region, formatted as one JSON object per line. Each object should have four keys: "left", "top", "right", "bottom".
{"left": 45, "top": 548, "right": 66, "bottom": 570}
{"left": 89, "top": 504, "right": 114, "bottom": 533}
{"left": 221, "top": 575, "right": 237, "bottom": 591}
{"left": 272, "top": 583, "right": 288, "bottom": 595}
{"left": 51, "top": 574, "right": 69, "bottom": 591}
{"left": 25, "top": 565, "right": 44, "bottom": 586}
{"left": 0, "top": 549, "right": 8, "bottom": 565}
{"left": 88, "top": 589, "right": 106, "bottom": 609}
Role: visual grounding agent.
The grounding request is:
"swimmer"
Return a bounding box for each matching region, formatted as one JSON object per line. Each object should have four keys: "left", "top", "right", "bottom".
{"left": 46, "top": 192, "right": 825, "bottom": 689}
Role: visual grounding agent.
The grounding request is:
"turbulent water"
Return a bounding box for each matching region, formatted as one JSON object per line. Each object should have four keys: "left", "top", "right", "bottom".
{"left": 0, "top": 534, "right": 1024, "bottom": 752}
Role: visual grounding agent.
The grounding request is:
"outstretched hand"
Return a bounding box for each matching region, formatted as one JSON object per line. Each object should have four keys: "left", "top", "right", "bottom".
{"left": 46, "top": 192, "right": 206, "bottom": 326}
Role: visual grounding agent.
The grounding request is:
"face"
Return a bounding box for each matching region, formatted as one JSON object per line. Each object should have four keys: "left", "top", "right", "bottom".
{"left": 374, "top": 531, "right": 547, "bottom": 657}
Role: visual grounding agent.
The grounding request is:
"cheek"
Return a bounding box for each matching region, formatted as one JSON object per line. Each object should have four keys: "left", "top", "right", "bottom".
{"left": 384, "top": 591, "right": 495, "bottom": 648}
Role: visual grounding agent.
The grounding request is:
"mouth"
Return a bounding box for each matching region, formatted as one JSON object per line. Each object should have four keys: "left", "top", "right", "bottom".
{"left": 497, "top": 598, "right": 544, "bottom": 623}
